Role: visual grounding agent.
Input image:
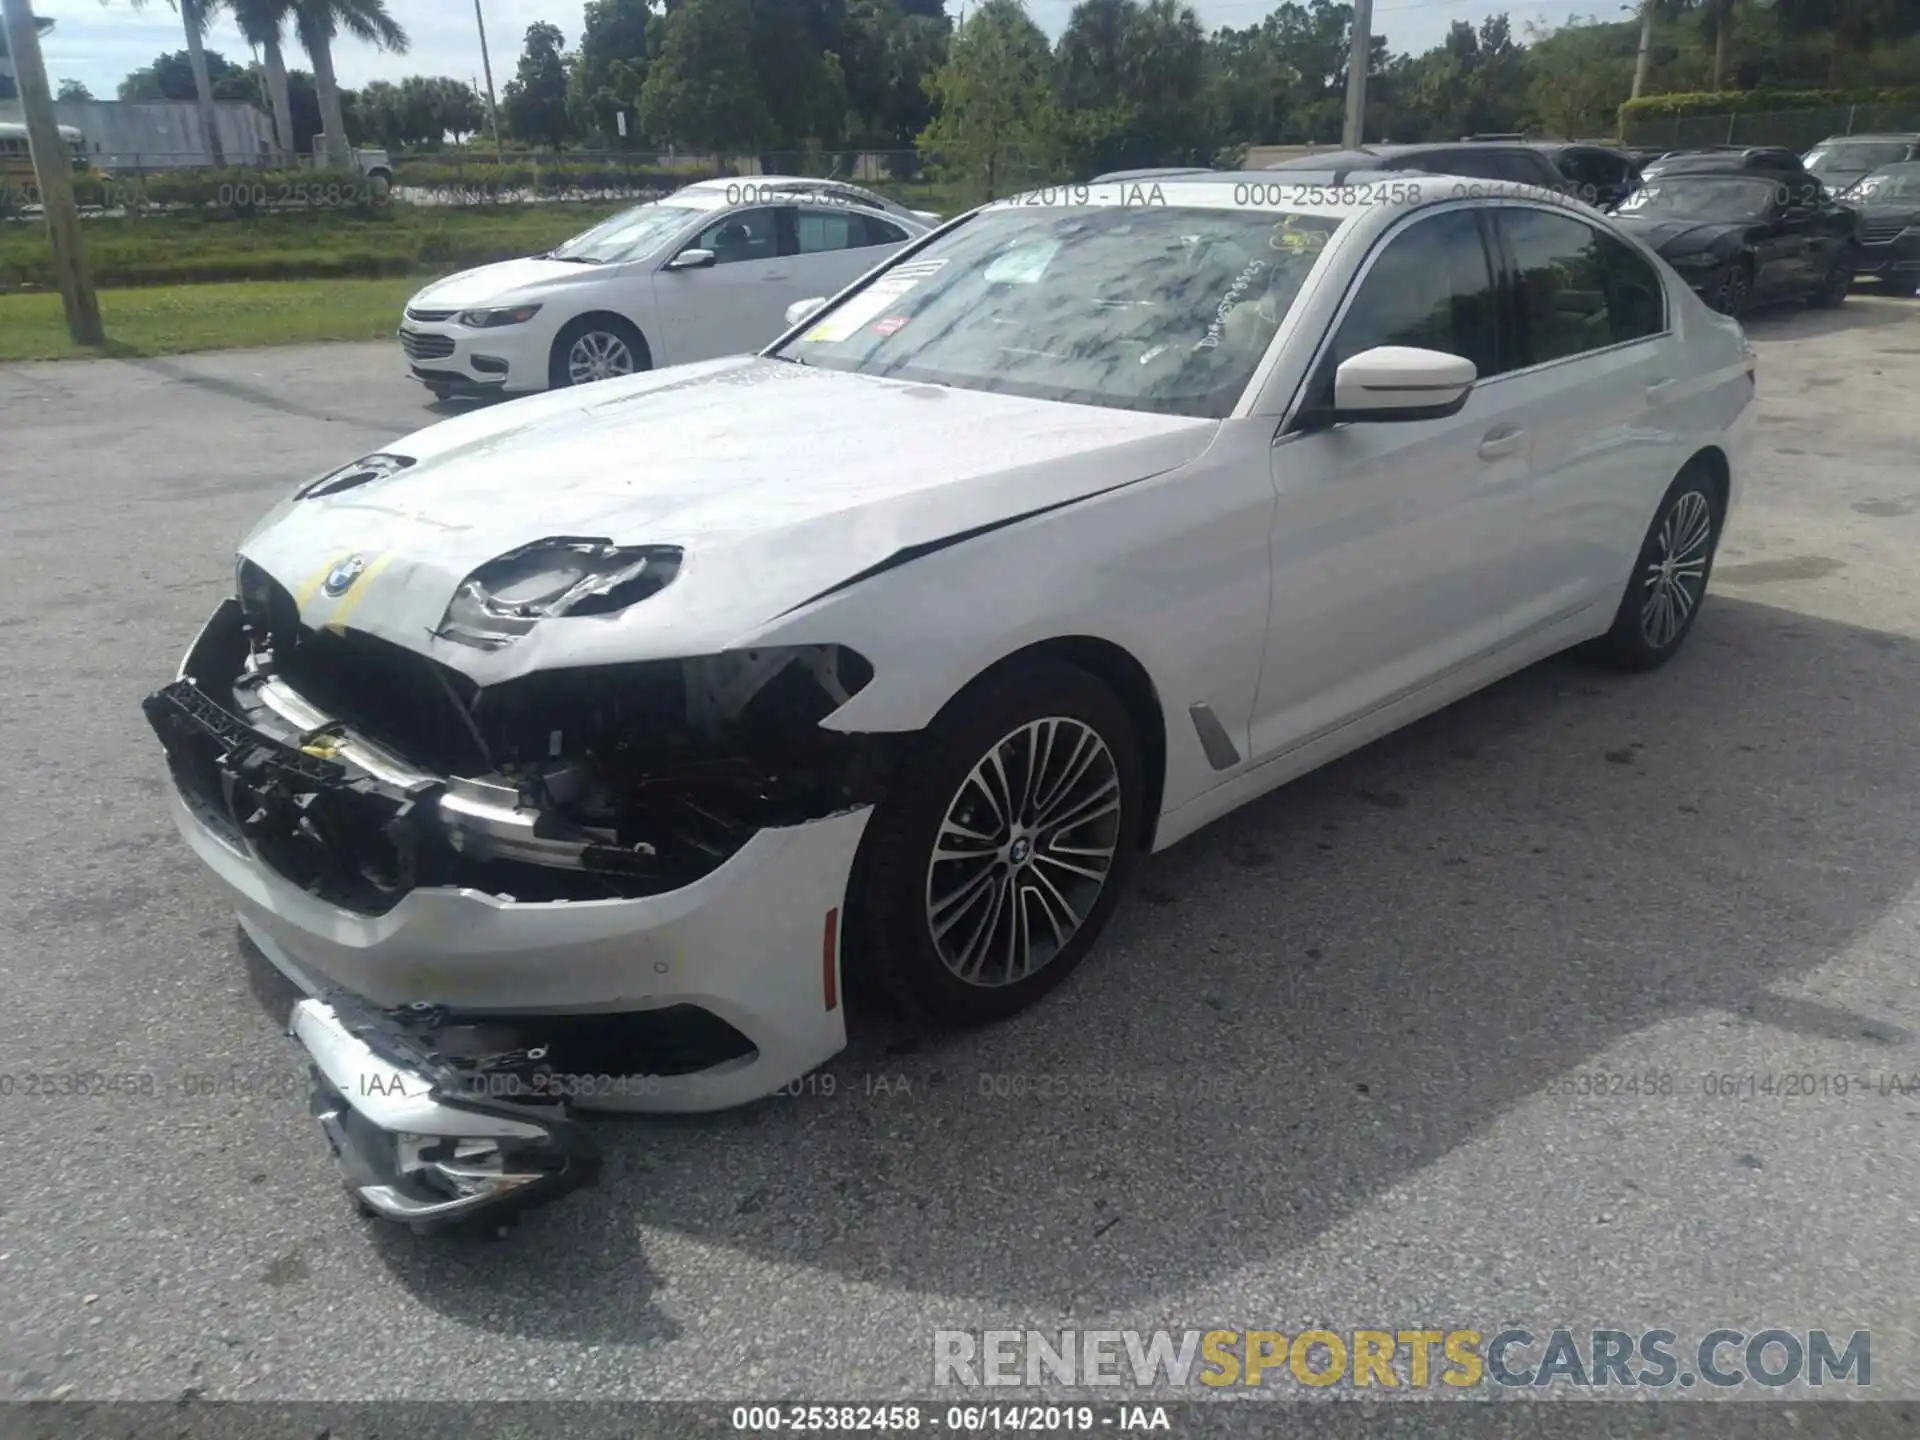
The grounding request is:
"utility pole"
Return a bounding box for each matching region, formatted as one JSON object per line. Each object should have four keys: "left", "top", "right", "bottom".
{"left": 1, "top": 0, "right": 102, "bottom": 345}
{"left": 473, "top": 0, "right": 503, "bottom": 163}
{"left": 1342, "top": 0, "right": 1373, "bottom": 148}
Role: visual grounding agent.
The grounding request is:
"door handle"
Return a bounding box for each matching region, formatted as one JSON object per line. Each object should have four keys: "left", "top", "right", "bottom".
{"left": 761, "top": 271, "right": 791, "bottom": 281}
{"left": 1477, "top": 424, "right": 1526, "bottom": 461}
{"left": 1646, "top": 377, "right": 1677, "bottom": 404}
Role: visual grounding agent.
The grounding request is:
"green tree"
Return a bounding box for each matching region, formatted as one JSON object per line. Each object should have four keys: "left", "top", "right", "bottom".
{"left": 123, "top": 0, "right": 228, "bottom": 165}
{"left": 837, "top": 0, "right": 949, "bottom": 146}
{"left": 1403, "top": 14, "right": 1528, "bottom": 140}
{"left": 1775, "top": 0, "right": 1920, "bottom": 85}
{"left": 1522, "top": 15, "right": 1637, "bottom": 138}
{"left": 230, "top": 0, "right": 297, "bottom": 158}
{"left": 1055, "top": 0, "right": 1209, "bottom": 171}
{"left": 56, "top": 78, "right": 93, "bottom": 100}
{"left": 1202, "top": 21, "right": 1299, "bottom": 148}
{"left": 293, "top": 0, "right": 408, "bottom": 168}
{"left": 116, "top": 46, "right": 247, "bottom": 101}
{"left": 638, "top": 0, "right": 773, "bottom": 151}
{"left": 917, "top": 0, "right": 1058, "bottom": 199}
{"left": 570, "top": 0, "right": 649, "bottom": 145}
{"left": 503, "top": 21, "right": 576, "bottom": 148}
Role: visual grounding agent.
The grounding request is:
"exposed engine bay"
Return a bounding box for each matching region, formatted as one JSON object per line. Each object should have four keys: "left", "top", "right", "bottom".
{"left": 143, "top": 576, "right": 899, "bottom": 917}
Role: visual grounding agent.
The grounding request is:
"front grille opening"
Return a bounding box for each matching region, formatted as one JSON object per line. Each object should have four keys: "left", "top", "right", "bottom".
{"left": 275, "top": 626, "right": 486, "bottom": 774}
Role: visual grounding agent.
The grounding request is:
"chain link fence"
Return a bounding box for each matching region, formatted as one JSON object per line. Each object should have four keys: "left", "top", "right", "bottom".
{"left": 1621, "top": 105, "right": 1920, "bottom": 152}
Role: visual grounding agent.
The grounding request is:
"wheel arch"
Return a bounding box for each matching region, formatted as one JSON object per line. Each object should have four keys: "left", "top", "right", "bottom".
{"left": 949, "top": 635, "right": 1169, "bottom": 853}
{"left": 1684, "top": 443, "right": 1731, "bottom": 511}
{"left": 550, "top": 310, "right": 653, "bottom": 374}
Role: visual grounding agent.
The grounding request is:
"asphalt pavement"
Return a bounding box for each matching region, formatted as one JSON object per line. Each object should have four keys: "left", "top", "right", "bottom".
{"left": 2, "top": 298, "right": 1918, "bottom": 1411}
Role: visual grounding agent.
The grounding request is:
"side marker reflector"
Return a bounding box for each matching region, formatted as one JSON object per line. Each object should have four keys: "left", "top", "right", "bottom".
{"left": 823, "top": 907, "right": 840, "bottom": 1012}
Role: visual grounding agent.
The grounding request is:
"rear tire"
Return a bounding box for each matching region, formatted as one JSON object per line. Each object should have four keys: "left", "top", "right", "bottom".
{"left": 1585, "top": 462, "right": 1726, "bottom": 672}
{"left": 844, "top": 659, "right": 1144, "bottom": 1026}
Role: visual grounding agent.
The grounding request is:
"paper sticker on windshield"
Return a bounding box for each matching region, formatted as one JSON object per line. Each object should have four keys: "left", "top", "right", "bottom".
{"left": 801, "top": 260, "right": 947, "bottom": 342}
{"left": 984, "top": 239, "right": 1061, "bottom": 285}
{"left": 1270, "top": 216, "right": 1334, "bottom": 253}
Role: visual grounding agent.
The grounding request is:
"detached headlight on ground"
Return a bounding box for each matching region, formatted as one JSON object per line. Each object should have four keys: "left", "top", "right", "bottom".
{"left": 458, "top": 304, "right": 542, "bottom": 328}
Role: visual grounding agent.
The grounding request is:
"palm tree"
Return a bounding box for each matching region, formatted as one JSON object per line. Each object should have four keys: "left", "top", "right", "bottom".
{"left": 230, "top": 0, "right": 297, "bottom": 161}
{"left": 1629, "top": 0, "right": 1687, "bottom": 98}
{"left": 129, "top": 0, "right": 226, "bottom": 165}
{"left": 1699, "top": 0, "right": 1736, "bottom": 92}
{"left": 293, "top": 0, "right": 408, "bottom": 170}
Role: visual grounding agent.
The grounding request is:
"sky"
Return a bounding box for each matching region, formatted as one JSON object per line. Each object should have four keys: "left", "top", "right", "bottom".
{"left": 28, "top": 0, "right": 1636, "bottom": 102}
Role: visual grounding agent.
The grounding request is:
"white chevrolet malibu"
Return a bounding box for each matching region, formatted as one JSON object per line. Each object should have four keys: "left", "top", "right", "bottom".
{"left": 396, "top": 183, "right": 930, "bottom": 400}
{"left": 146, "top": 173, "right": 1756, "bottom": 1229}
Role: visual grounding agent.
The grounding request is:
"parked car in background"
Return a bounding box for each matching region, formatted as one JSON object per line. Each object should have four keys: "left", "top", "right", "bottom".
{"left": 1802, "top": 134, "right": 1920, "bottom": 196}
{"left": 675, "top": 174, "right": 942, "bottom": 227}
{"left": 1611, "top": 168, "right": 1858, "bottom": 317}
{"left": 1846, "top": 162, "right": 1920, "bottom": 293}
{"left": 1265, "top": 141, "right": 1569, "bottom": 192}
{"left": 1639, "top": 146, "right": 1809, "bottom": 184}
{"left": 396, "top": 189, "right": 929, "bottom": 400}
{"left": 1526, "top": 141, "right": 1643, "bottom": 208}
{"left": 1266, "top": 139, "right": 1641, "bottom": 207}
{"left": 146, "top": 172, "right": 1756, "bottom": 1229}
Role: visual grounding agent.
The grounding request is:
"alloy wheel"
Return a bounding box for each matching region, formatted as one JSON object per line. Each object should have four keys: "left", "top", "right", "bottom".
{"left": 1639, "top": 488, "right": 1714, "bottom": 650}
{"left": 1716, "top": 265, "right": 1750, "bottom": 318}
{"left": 924, "top": 717, "right": 1123, "bottom": 988}
{"left": 567, "top": 331, "right": 636, "bottom": 385}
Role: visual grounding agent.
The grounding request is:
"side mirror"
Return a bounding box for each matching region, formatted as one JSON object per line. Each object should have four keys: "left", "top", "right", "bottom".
{"left": 785, "top": 296, "right": 827, "bottom": 327}
{"left": 665, "top": 248, "right": 716, "bottom": 271}
{"left": 1332, "top": 345, "right": 1476, "bottom": 422}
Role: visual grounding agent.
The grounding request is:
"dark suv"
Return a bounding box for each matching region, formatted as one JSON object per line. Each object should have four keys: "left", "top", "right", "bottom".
{"left": 1264, "top": 140, "right": 1639, "bottom": 207}
{"left": 1802, "top": 134, "right": 1920, "bottom": 195}
{"left": 1639, "top": 146, "right": 1808, "bottom": 182}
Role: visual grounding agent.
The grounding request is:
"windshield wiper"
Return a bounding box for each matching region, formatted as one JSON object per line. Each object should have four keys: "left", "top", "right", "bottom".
{"left": 547, "top": 254, "right": 605, "bottom": 265}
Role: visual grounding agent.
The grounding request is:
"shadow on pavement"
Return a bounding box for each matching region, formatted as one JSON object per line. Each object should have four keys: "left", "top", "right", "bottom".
{"left": 298, "top": 594, "right": 1920, "bottom": 1341}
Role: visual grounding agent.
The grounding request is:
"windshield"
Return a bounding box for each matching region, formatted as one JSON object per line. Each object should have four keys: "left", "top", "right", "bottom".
{"left": 770, "top": 202, "right": 1344, "bottom": 419}
{"left": 1848, "top": 164, "right": 1920, "bottom": 202}
{"left": 1805, "top": 141, "right": 1912, "bottom": 175}
{"left": 549, "top": 202, "right": 704, "bottom": 263}
{"left": 1616, "top": 177, "right": 1778, "bottom": 222}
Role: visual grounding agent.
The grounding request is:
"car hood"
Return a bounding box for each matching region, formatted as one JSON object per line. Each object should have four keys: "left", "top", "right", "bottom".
{"left": 1858, "top": 202, "right": 1920, "bottom": 222}
{"left": 1611, "top": 216, "right": 1746, "bottom": 253}
{"left": 407, "top": 256, "right": 612, "bottom": 310}
{"left": 240, "top": 357, "right": 1218, "bottom": 683}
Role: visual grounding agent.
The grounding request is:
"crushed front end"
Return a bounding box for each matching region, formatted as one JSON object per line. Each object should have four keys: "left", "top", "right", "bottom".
{"left": 144, "top": 576, "right": 896, "bottom": 1230}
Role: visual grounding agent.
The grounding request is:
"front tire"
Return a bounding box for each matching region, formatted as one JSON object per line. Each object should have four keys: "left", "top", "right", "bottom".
{"left": 844, "top": 659, "right": 1144, "bottom": 1026}
{"left": 1710, "top": 258, "right": 1752, "bottom": 319}
{"left": 1810, "top": 244, "right": 1855, "bottom": 307}
{"left": 548, "top": 315, "right": 649, "bottom": 389}
{"left": 1586, "top": 463, "right": 1726, "bottom": 672}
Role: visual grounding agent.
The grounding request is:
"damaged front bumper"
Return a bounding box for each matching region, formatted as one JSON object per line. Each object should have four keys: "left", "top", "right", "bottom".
{"left": 145, "top": 597, "right": 885, "bottom": 1230}
{"left": 295, "top": 992, "right": 601, "bottom": 1231}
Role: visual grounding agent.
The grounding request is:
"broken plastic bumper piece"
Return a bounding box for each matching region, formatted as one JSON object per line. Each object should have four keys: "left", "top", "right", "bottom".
{"left": 293, "top": 992, "right": 601, "bottom": 1231}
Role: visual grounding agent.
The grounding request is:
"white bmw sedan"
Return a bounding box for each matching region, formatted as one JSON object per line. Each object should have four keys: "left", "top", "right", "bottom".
{"left": 147, "top": 174, "right": 1755, "bottom": 1228}
{"left": 396, "top": 186, "right": 930, "bottom": 400}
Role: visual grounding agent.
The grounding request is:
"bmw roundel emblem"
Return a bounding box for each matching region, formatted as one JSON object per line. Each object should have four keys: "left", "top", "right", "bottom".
{"left": 322, "top": 554, "right": 367, "bottom": 597}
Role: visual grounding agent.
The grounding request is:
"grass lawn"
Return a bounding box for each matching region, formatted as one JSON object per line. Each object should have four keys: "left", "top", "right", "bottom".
{"left": 0, "top": 277, "right": 424, "bottom": 362}
{"left": 0, "top": 202, "right": 627, "bottom": 289}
